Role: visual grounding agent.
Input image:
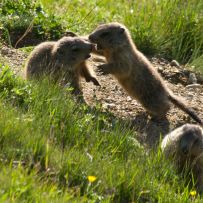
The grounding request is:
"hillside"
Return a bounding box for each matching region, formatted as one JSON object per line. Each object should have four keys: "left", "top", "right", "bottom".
{"left": 0, "top": 0, "right": 202, "bottom": 202}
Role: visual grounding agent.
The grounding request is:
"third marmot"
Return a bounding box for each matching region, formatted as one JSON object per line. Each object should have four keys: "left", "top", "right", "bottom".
{"left": 88, "top": 22, "right": 202, "bottom": 125}
{"left": 25, "top": 36, "right": 100, "bottom": 96}
{"left": 161, "top": 124, "right": 203, "bottom": 193}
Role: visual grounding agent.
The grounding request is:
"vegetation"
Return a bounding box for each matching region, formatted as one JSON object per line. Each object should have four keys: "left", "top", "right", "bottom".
{"left": 0, "top": 0, "right": 202, "bottom": 202}
{"left": 0, "top": 65, "right": 201, "bottom": 202}
{"left": 0, "top": 0, "right": 202, "bottom": 69}
{"left": 44, "top": 0, "right": 202, "bottom": 67}
{"left": 0, "top": 0, "right": 64, "bottom": 47}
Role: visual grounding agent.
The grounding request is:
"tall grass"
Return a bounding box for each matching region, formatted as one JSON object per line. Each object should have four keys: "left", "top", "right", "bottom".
{"left": 0, "top": 0, "right": 203, "bottom": 201}
{"left": 0, "top": 64, "right": 201, "bottom": 202}
{"left": 1, "top": 0, "right": 202, "bottom": 69}
{"left": 41, "top": 0, "right": 203, "bottom": 70}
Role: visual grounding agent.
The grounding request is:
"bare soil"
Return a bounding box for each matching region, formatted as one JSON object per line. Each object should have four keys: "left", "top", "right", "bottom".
{"left": 1, "top": 45, "right": 202, "bottom": 148}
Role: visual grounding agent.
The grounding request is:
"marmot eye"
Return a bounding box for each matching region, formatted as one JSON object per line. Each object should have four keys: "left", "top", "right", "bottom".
{"left": 100, "top": 32, "right": 110, "bottom": 37}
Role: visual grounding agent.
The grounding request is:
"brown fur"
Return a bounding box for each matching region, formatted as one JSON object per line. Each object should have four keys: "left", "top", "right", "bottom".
{"left": 88, "top": 22, "right": 202, "bottom": 124}
{"left": 25, "top": 36, "right": 100, "bottom": 96}
{"left": 67, "top": 33, "right": 104, "bottom": 56}
{"left": 161, "top": 124, "right": 203, "bottom": 193}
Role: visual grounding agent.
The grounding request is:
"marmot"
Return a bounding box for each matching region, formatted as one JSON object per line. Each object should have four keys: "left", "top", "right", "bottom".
{"left": 161, "top": 124, "right": 203, "bottom": 193}
{"left": 25, "top": 36, "right": 100, "bottom": 96}
{"left": 88, "top": 22, "right": 203, "bottom": 125}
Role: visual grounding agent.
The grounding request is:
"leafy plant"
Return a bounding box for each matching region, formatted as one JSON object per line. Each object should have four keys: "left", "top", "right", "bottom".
{"left": 0, "top": 65, "right": 32, "bottom": 107}
{"left": 0, "top": 64, "right": 201, "bottom": 202}
{"left": 0, "top": 0, "right": 65, "bottom": 46}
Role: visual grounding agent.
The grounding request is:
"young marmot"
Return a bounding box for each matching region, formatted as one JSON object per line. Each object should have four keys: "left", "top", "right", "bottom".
{"left": 161, "top": 124, "right": 203, "bottom": 193}
{"left": 88, "top": 22, "right": 203, "bottom": 125}
{"left": 25, "top": 36, "right": 100, "bottom": 96}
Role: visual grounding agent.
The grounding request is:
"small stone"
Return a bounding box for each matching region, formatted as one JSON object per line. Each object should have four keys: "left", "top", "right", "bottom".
{"left": 186, "top": 92, "right": 194, "bottom": 99}
{"left": 188, "top": 73, "right": 197, "bottom": 84}
{"left": 102, "top": 103, "right": 116, "bottom": 109}
{"left": 157, "top": 66, "right": 164, "bottom": 71}
{"left": 186, "top": 84, "right": 202, "bottom": 89}
{"left": 159, "top": 62, "right": 165, "bottom": 66}
{"left": 171, "top": 67, "right": 180, "bottom": 73}
{"left": 170, "top": 60, "right": 180, "bottom": 67}
{"left": 114, "top": 85, "right": 119, "bottom": 91}
{"left": 108, "top": 103, "right": 116, "bottom": 108}
{"left": 127, "top": 96, "right": 132, "bottom": 101}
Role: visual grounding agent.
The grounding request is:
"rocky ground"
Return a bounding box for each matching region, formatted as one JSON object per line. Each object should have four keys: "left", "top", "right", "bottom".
{"left": 0, "top": 45, "right": 203, "bottom": 148}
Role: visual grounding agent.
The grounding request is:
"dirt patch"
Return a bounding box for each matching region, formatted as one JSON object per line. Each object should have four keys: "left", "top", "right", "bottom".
{"left": 0, "top": 45, "right": 28, "bottom": 76}
{"left": 1, "top": 45, "right": 203, "bottom": 148}
{"left": 84, "top": 55, "right": 203, "bottom": 148}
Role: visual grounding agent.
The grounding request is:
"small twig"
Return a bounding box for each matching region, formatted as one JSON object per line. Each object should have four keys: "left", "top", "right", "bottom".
{"left": 14, "top": 19, "right": 34, "bottom": 48}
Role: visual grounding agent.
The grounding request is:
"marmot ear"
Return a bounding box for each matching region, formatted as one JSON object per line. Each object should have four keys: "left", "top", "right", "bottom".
{"left": 119, "top": 27, "right": 125, "bottom": 34}
{"left": 64, "top": 31, "right": 78, "bottom": 37}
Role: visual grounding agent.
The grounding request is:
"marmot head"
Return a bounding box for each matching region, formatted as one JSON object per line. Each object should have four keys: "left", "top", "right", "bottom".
{"left": 88, "top": 22, "right": 129, "bottom": 51}
{"left": 179, "top": 124, "right": 203, "bottom": 157}
{"left": 52, "top": 36, "right": 93, "bottom": 67}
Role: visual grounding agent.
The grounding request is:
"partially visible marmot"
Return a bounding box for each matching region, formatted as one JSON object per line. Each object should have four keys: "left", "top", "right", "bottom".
{"left": 25, "top": 36, "right": 100, "bottom": 96}
{"left": 88, "top": 22, "right": 203, "bottom": 125}
{"left": 161, "top": 124, "right": 203, "bottom": 193}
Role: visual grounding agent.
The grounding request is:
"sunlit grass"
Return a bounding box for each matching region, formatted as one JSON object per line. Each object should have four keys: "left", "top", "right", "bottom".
{"left": 1, "top": 0, "right": 202, "bottom": 70}
{"left": 40, "top": 0, "right": 203, "bottom": 69}
{"left": 0, "top": 0, "right": 203, "bottom": 201}
{"left": 0, "top": 65, "right": 201, "bottom": 202}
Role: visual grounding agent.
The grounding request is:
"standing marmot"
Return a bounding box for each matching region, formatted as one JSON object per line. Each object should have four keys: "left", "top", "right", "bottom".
{"left": 88, "top": 22, "right": 202, "bottom": 125}
{"left": 161, "top": 124, "right": 203, "bottom": 193}
{"left": 25, "top": 36, "right": 100, "bottom": 96}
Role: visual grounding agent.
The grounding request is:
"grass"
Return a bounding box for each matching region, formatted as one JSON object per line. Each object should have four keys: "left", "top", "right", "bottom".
{"left": 0, "top": 0, "right": 64, "bottom": 47}
{"left": 0, "top": 64, "right": 201, "bottom": 202}
{"left": 0, "top": 0, "right": 202, "bottom": 71}
{"left": 0, "top": 0, "right": 203, "bottom": 201}
{"left": 40, "top": 0, "right": 203, "bottom": 71}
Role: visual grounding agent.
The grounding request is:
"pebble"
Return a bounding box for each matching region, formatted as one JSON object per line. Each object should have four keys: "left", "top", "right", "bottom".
{"left": 186, "top": 93, "right": 194, "bottom": 99}
{"left": 127, "top": 96, "right": 132, "bottom": 101}
{"left": 170, "top": 60, "right": 180, "bottom": 67}
{"left": 157, "top": 66, "right": 164, "bottom": 71}
{"left": 159, "top": 62, "right": 166, "bottom": 66}
{"left": 186, "top": 84, "right": 202, "bottom": 89}
{"left": 102, "top": 103, "right": 116, "bottom": 109}
{"left": 188, "top": 73, "right": 197, "bottom": 84}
